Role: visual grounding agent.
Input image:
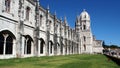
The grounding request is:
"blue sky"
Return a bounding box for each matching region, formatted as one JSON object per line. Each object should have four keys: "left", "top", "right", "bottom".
{"left": 40, "top": 0, "right": 120, "bottom": 46}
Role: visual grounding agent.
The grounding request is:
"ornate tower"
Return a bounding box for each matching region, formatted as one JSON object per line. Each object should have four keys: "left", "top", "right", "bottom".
{"left": 75, "top": 15, "right": 80, "bottom": 33}
{"left": 79, "top": 9, "right": 93, "bottom": 54}
{"left": 80, "top": 9, "right": 91, "bottom": 31}
{"left": 75, "top": 15, "right": 81, "bottom": 54}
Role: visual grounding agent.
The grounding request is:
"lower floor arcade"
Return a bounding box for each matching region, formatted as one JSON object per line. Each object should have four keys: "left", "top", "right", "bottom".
{"left": 0, "top": 30, "right": 80, "bottom": 59}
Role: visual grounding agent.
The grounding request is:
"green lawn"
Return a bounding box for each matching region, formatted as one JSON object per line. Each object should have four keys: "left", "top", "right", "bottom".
{"left": 0, "top": 54, "right": 119, "bottom": 68}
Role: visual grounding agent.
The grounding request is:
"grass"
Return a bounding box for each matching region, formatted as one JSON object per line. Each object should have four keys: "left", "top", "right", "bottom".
{"left": 0, "top": 54, "right": 119, "bottom": 68}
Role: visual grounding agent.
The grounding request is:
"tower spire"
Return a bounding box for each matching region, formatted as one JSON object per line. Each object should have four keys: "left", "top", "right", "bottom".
{"left": 83, "top": 9, "right": 86, "bottom": 12}
{"left": 64, "top": 16, "right": 68, "bottom": 26}
{"left": 35, "top": 0, "right": 39, "bottom": 12}
{"left": 54, "top": 10, "right": 56, "bottom": 16}
{"left": 47, "top": 5, "right": 50, "bottom": 13}
{"left": 76, "top": 15, "right": 79, "bottom": 23}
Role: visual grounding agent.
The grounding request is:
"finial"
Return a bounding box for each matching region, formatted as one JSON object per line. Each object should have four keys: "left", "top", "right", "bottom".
{"left": 38, "top": 0, "right": 40, "bottom": 4}
{"left": 47, "top": 5, "right": 50, "bottom": 13}
{"left": 54, "top": 10, "right": 56, "bottom": 16}
{"left": 35, "top": 0, "right": 39, "bottom": 12}
{"left": 83, "top": 9, "right": 86, "bottom": 11}
{"left": 76, "top": 15, "right": 79, "bottom": 22}
{"left": 64, "top": 16, "right": 67, "bottom": 21}
{"left": 64, "top": 16, "right": 68, "bottom": 26}
{"left": 37, "top": 0, "right": 39, "bottom": 2}
{"left": 77, "top": 15, "right": 79, "bottom": 19}
{"left": 35, "top": 0, "right": 39, "bottom": 2}
{"left": 47, "top": 5, "right": 49, "bottom": 10}
{"left": 60, "top": 17, "right": 62, "bottom": 21}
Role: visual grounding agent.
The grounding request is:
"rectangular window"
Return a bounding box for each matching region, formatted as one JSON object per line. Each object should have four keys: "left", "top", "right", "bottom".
{"left": 5, "top": 0, "right": 11, "bottom": 12}
{"left": 26, "top": 7, "right": 30, "bottom": 20}
{"left": 83, "top": 25, "right": 86, "bottom": 30}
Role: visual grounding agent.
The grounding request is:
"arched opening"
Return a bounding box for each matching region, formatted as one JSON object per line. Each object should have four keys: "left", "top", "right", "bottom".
{"left": 71, "top": 45, "right": 74, "bottom": 54}
{"left": 5, "top": 0, "right": 11, "bottom": 12}
{"left": 83, "top": 36, "right": 86, "bottom": 42}
{"left": 24, "top": 35, "right": 33, "bottom": 54}
{"left": 0, "top": 30, "right": 16, "bottom": 55}
{"left": 40, "top": 38, "right": 45, "bottom": 54}
{"left": 84, "top": 44, "right": 86, "bottom": 51}
{"left": 49, "top": 41, "right": 53, "bottom": 54}
{"left": 77, "top": 44, "right": 79, "bottom": 53}
{"left": 61, "top": 41, "right": 64, "bottom": 55}
{"left": 49, "top": 20, "right": 52, "bottom": 30}
{"left": 6, "top": 35, "right": 13, "bottom": 54}
{"left": 27, "top": 39, "right": 31, "bottom": 54}
{"left": 0, "top": 33, "right": 4, "bottom": 54}
{"left": 26, "top": 6, "right": 31, "bottom": 20}
{"left": 61, "top": 43, "right": 65, "bottom": 54}
{"left": 40, "top": 15, "right": 43, "bottom": 26}
{"left": 57, "top": 43, "right": 60, "bottom": 55}
{"left": 65, "top": 40, "right": 67, "bottom": 54}
{"left": 83, "top": 25, "right": 86, "bottom": 30}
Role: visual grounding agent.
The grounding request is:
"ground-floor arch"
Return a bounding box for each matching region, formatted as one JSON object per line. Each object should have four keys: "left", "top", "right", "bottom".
{"left": 84, "top": 44, "right": 86, "bottom": 51}
{"left": 57, "top": 43, "right": 60, "bottom": 55}
{"left": 0, "top": 30, "right": 16, "bottom": 55}
{"left": 39, "top": 38, "right": 45, "bottom": 54}
{"left": 24, "top": 35, "right": 33, "bottom": 55}
{"left": 49, "top": 40, "right": 54, "bottom": 55}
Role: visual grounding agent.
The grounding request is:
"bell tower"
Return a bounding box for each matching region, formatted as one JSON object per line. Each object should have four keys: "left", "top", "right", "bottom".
{"left": 80, "top": 9, "right": 91, "bottom": 31}
{"left": 79, "top": 9, "right": 93, "bottom": 54}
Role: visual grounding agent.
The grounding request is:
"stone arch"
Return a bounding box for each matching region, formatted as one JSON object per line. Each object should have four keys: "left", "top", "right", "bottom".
{"left": 83, "top": 44, "right": 86, "bottom": 51}
{"left": 40, "top": 14, "right": 43, "bottom": 26}
{"left": 39, "top": 38, "right": 45, "bottom": 54}
{"left": 26, "top": 6, "right": 31, "bottom": 20}
{"left": 24, "top": 35, "right": 33, "bottom": 54}
{"left": 0, "top": 30, "right": 16, "bottom": 55}
{"left": 83, "top": 24, "right": 86, "bottom": 30}
{"left": 49, "top": 40, "right": 53, "bottom": 54}
{"left": 57, "top": 42, "right": 60, "bottom": 55}
{"left": 71, "top": 42, "right": 74, "bottom": 54}
{"left": 83, "top": 36, "right": 86, "bottom": 42}
{"left": 5, "top": 0, "right": 11, "bottom": 12}
{"left": 77, "top": 44, "right": 79, "bottom": 53}
{"left": 61, "top": 41, "right": 64, "bottom": 55}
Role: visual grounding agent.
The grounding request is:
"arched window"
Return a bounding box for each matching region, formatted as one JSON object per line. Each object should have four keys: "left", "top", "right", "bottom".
{"left": 84, "top": 15, "right": 86, "bottom": 18}
{"left": 27, "top": 39, "right": 31, "bottom": 54}
{"left": 26, "top": 7, "right": 30, "bottom": 20}
{"left": 0, "top": 30, "right": 16, "bottom": 55}
{"left": 49, "top": 41, "right": 53, "bottom": 54}
{"left": 84, "top": 44, "right": 86, "bottom": 51}
{"left": 83, "top": 25, "right": 86, "bottom": 30}
{"left": 5, "top": 0, "right": 11, "bottom": 12}
{"left": 0, "top": 34, "right": 4, "bottom": 54}
{"left": 56, "top": 24, "right": 58, "bottom": 33}
{"left": 49, "top": 20, "right": 52, "bottom": 30}
{"left": 6, "top": 35, "right": 13, "bottom": 54}
{"left": 40, "top": 15, "right": 43, "bottom": 26}
{"left": 40, "top": 38, "right": 45, "bottom": 54}
{"left": 57, "top": 43, "right": 60, "bottom": 54}
{"left": 83, "top": 36, "right": 86, "bottom": 42}
{"left": 24, "top": 35, "right": 33, "bottom": 54}
{"left": 40, "top": 41, "right": 44, "bottom": 54}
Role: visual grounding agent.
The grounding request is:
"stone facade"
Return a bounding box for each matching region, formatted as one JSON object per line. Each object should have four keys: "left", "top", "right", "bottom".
{"left": 0, "top": 0, "right": 103, "bottom": 59}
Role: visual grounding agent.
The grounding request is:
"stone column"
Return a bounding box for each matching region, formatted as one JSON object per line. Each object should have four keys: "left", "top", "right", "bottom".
{"left": 34, "top": 0, "right": 40, "bottom": 56}
{"left": 46, "top": 6, "right": 50, "bottom": 56}
{"left": 3, "top": 34, "right": 9, "bottom": 55}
